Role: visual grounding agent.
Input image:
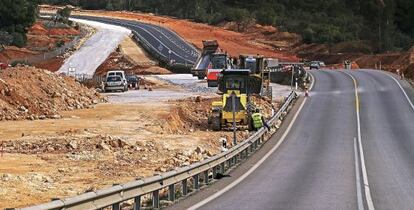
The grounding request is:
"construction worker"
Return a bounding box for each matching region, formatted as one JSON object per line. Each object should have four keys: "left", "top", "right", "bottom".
{"left": 252, "top": 109, "right": 270, "bottom": 131}
{"left": 304, "top": 87, "right": 309, "bottom": 97}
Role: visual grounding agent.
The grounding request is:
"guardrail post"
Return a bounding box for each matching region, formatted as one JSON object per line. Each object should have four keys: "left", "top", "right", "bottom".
{"left": 220, "top": 162, "right": 225, "bottom": 174}
{"left": 213, "top": 166, "right": 218, "bottom": 179}
{"left": 153, "top": 190, "right": 160, "bottom": 209}
{"left": 182, "top": 179, "right": 188, "bottom": 196}
{"left": 169, "top": 184, "right": 175, "bottom": 202}
{"left": 193, "top": 174, "right": 200, "bottom": 190}
{"left": 134, "top": 196, "right": 141, "bottom": 210}
{"left": 204, "top": 170, "right": 209, "bottom": 185}
{"left": 242, "top": 149, "right": 246, "bottom": 159}
{"left": 112, "top": 203, "right": 120, "bottom": 210}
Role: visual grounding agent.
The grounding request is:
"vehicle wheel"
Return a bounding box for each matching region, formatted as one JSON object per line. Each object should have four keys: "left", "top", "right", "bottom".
{"left": 198, "top": 75, "right": 204, "bottom": 80}
{"left": 211, "top": 116, "right": 221, "bottom": 131}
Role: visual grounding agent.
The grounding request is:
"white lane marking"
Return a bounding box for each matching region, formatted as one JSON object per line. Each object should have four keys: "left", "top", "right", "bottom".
{"left": 342, "top": 71, "right": 375, "bottom": 210}
{"left": 382, "top": 73, "right": 414, "bottom": 111}
{"left": 354, "top": 137, "right": 364, "bottom": 210}
{"left": 188, "top": 73, "right": 316, "bottom": 210}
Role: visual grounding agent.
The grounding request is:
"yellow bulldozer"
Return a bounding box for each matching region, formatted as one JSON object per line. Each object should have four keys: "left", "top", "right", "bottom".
{"left": 207, "top": 54, "right": 274, "bottom": 131}
{"left": 208, "top": 69, "right": 255, "bottom": 131}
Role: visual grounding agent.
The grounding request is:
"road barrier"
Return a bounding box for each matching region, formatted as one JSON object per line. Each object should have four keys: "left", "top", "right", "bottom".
{"left": 17, "top": 92, "right": 297, "bottom": 210}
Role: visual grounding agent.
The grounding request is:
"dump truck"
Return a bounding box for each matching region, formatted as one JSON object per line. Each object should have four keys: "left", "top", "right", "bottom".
{"left": 191, "top": 40, "right": 220, "bottom": 79}
{"left": 206, "top": 52, "right": 233, "bottom": 87}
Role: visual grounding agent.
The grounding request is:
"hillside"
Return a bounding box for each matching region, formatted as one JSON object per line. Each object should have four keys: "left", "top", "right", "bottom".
{"left": 42, "top": 0, "right": 414, "bottom": 54}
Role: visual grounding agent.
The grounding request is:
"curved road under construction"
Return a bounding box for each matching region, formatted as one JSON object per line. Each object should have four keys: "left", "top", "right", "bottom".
{"left": 66, "top": 16, "right": 414, "bottom": 210}
{"left": 73, "top": 15, "right": 199, "bottom": 66}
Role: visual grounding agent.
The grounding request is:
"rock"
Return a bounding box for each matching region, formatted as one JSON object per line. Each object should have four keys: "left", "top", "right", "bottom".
{"left": 38, "top": 115, "right": 46, "bottom": 120}
{"left": 51, "top": 114, "right": 62, "bottom": 119}
{"left": 156, "top": 167, "right": 167, "bottom": 173}
{"left": 204, "top": 150, "right": 213, "bottom": 157}
{"left": 18, "top": 106, "right": 28, "bottom": 113}
{"left": 68, "top": 141, "right": 78, "bottom": 150}
{"left": 97, "top": 142, "right": 111, "bottom": 151}
{"left": 52, "top": 92, "right": 61, "bottom": 98}
{"left": 194, "top": 146, "right": 204, "bottom": 154}
{"left": 160, "top": 200, "right": 174, "bottom": 208}
{"left": 1, "top": 173, "right": 13, "bottom": 181}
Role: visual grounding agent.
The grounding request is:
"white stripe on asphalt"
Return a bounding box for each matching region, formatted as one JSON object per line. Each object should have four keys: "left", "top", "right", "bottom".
{"left": 187, "top": 73, "right": 315, "bottom": 210}
{"left": 342, "top": 71, "right": 375, "bottom": 210}
{"left": 354, "top": 137, "right": 364, "bottom": 210}
{"left": 383, "top": 73, "right": 414, "bottom": 111}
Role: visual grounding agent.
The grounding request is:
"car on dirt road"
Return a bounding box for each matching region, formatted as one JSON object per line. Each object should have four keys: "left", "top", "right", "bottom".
{"left": 104, "top": 75, "right": 128, "bottom": 92}
{"left": 126, "top": 75, "right": 141, "bottom": 90}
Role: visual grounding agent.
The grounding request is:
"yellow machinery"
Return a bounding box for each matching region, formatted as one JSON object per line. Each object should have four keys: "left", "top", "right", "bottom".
{"left": 208, "top": 69, "right": 254, "bottom": 131}
{"left": 239, "top": 55, "right": 273, "bottom": 100}
{"left": 207, "top": 55, "right": 275, "bottom": 131}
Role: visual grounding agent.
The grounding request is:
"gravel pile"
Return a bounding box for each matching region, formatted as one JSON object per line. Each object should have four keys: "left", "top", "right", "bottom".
{"left": 0, "top": 66, "right": 105, "bottom": 121}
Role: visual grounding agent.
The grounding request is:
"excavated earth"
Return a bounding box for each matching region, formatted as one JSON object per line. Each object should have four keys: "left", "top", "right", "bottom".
{"left": 0, "top": 66, "right": 105, "bottom": 121}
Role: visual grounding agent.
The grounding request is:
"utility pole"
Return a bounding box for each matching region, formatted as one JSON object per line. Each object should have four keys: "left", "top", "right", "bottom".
{"left": 231, "top": 92, "right": 237, "bottom": 146}
{"left": 290, "top": 66, "right": 295, "bottom": 90}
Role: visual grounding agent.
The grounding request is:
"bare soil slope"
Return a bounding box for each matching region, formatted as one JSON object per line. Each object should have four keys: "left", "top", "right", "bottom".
{"left": 0, "top": 66, "right": 104, "bottom": 121}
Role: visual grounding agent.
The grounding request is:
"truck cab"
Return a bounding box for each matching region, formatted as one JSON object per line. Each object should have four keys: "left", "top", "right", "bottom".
{"left": 207, "top": 53, "right": 232, "bottom": 87}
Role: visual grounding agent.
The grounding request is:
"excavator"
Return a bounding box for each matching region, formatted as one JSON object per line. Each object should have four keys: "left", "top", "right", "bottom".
{"left": 207, "top": 54, "right": 273, "bottom": 131}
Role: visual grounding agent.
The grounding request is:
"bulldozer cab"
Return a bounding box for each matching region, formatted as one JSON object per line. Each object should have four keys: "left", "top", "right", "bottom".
{"left": 218, "top": 69, "right": 250, "bottom": 94}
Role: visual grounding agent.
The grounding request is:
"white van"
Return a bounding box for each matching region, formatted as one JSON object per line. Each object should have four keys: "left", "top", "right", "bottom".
{"left": 105, "top": 70, "right": 128, "bottom": 92}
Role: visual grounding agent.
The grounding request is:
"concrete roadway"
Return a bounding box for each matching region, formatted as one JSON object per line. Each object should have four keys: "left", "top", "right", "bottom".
{"left": 187, "top": 70, "right": 414, "bottom": 210}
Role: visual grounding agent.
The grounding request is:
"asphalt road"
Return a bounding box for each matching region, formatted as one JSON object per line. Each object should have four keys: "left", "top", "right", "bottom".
{"left": 72, "top": 15, "right": 199, "bottom": 65}
{"left": 187, "top": 70, "right": 414, "bottom": 210}
{"left": 347, "top": 70, "right": 414, "bottom": 210}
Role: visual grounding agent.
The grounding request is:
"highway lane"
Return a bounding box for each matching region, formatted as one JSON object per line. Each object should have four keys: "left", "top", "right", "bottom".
{"left": 72, "top": 15, "right": 199, "bottom": 65}
{"left": 197, "top": 70, "right": 359, "bottom": 209}
{"left": 347, "top": 70, "right": 414, "bottom": 210}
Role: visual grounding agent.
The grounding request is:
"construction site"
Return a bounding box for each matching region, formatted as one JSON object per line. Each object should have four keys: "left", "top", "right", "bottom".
{"left": 0, "top": 6, "right": 298, "bottom": 208}
{"left": 0, "top": 3, "right": 413, "bottom": 210}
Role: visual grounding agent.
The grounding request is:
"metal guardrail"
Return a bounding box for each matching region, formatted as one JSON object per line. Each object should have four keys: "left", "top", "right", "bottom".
{"left": 18, "top": 92, "right": 297, "bottom": 210}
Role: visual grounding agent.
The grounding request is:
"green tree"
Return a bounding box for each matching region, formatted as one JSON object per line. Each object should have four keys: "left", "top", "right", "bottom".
{"left": 0, "top": 0, "right": 39, "bottom": 48}
{"left": 0, "top": 31, "right": 13, "bottom": 51}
